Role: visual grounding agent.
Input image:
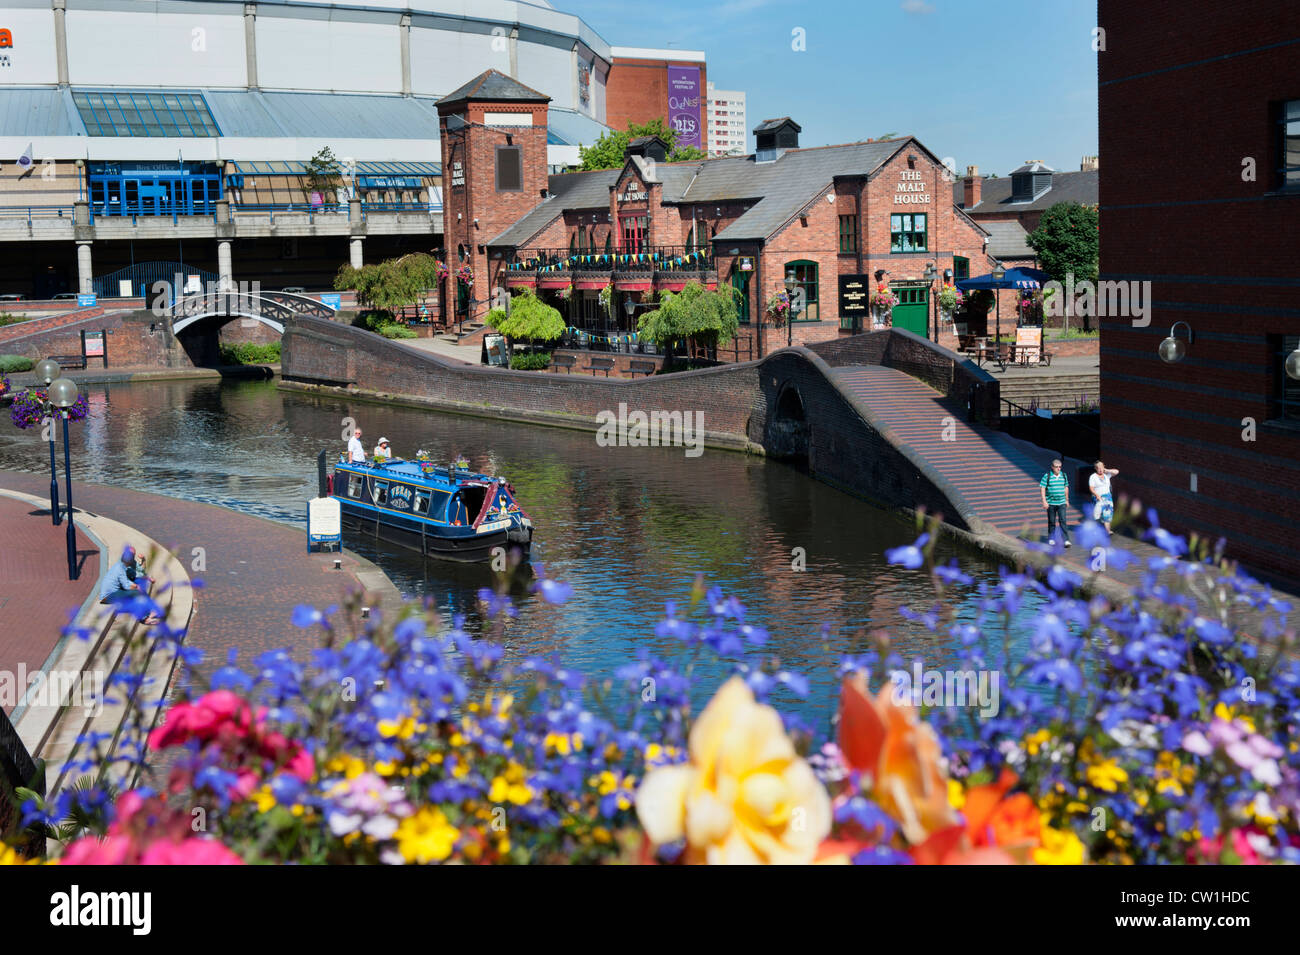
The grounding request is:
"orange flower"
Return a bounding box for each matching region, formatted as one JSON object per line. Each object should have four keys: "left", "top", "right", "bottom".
{"left": 837, "top": 674, "right": 957, "bottom": 844}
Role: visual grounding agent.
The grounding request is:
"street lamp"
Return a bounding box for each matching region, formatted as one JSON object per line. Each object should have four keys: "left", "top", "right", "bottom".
{"left": 923, "top": 261, "right": 938, "bottom": 341}
{"left": 1158, "top": 321, "right": 1193, "bottom": 364}
{"left": 990, "top": 261, "right": 1006, "bottom": 346}
{"left": 783, "top": 268, "right": 799, "bottom": 348}
{"left": 34, "top": 358, "right": 61, "bottom": 525}
{"left": 49, "top": 377, "right": 80, "bottom": 580}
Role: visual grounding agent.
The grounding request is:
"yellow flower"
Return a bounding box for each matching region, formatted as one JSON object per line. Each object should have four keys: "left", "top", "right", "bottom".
{"left": 251, "top": 785, "right": 277, "bottom": 813}
{"left": 373, "top": 759, "right": 398, "bottom": 777}
{"left": 396, "top": 807, "right": 459, "bottom": 864}
{"left": 1033, "top": 823, "right": 1086, "bottom": 865}
{"left": 1024, "top": 729, "right": 1052, "bottom": 756}
{"left": 327, "top": 755, "right": 367, "bottom": 779}
{"left": 594, "top": 771, "right": 619, "bottom": 796}
{"left": 947, "top": 779, "right": 966, "bottom": 811}
{"left": 636, "top": 677, "right": 831, "bottom": 864}
{"left": 0, "top": 846, "right": 39, "bottom": 865}
{"left": 1085, "top": 760, "right": 1128, "bottom": 793}
{"left": 1214, "top": 702, "right": 1255, "bottom": 732}
{"left": 593, "top": 827, "right": 612, "bottom": 844}
{"left": 378, "top": 716, "right": 422, "bottom": 740}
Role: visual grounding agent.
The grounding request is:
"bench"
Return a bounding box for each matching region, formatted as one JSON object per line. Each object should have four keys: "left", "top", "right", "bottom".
{"left": 51, "top": 354, "right": 87, "bottom": 370}
{"left": 627, "top": 359, "right": 657, "bottom": 378}
{"left": 549, "top": 354, "right": 577, "bottom": 373}
{"left": 585, "top": 356, "right": 616, "bottom": 377}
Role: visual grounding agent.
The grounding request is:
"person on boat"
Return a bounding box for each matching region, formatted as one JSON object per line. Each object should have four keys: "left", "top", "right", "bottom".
{"left": 348, "top": 428, "right": 366, "bottom": 463}
{"left": 1089, "top": 460, "right": 1119, "bottom": 533}
{"left": 373, "top": 437, "right": 392, "bottom": 461}
{"left": 99, "top": 545, "right": 161, "bottom": 625}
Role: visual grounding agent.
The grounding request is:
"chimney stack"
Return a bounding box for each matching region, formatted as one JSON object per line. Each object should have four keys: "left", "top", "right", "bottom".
{"left": 963, "top": 165, "right": 981, "bottom": 208}
{"left": 1080, "top": 155, "right": 1099, "bottom": 171}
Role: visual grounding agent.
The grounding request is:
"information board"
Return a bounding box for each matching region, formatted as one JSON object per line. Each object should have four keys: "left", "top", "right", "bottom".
{"left": 307, "top": 496, "right": 342, "bottom": 553}
{"left": 77, "top": 293, "right": 96, "bottom": 307}
{"left": 838, "top": 274, "right": 871, "bottom": 329}
{"left": 1016, "top": 326, "right": 1043, "bottom": 364}
{"left": 320, "top": 293, "right": 342, "bottom": 310}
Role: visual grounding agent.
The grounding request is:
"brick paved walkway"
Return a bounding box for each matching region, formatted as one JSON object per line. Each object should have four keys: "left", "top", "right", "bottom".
{"left": 0, "top": 470, "right": 394, "bottom": 698}
{"left": 0, "top": 495, "right": 96, "bottom": 709}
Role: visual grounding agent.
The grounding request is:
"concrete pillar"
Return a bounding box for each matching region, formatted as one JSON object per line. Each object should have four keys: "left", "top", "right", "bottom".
{"left": 399, "top": 14, "right": 412, "bottom": 96}
{"left": 244, "top": 4, "right": 259, "bottom": 89}
{"left": 509, "top": 27, "right": 519, "bottom": 78}
{"left": 76, "top": 242, "right": 92, "bottom": 294}
{"left": 349, "top": 238, "right": 364, "bottom": 269}
{"left": 53, "top": 0, "right": 70, "bottom": 85}
{"left": 217, "top": 240, "right": 233, "bottom": 290}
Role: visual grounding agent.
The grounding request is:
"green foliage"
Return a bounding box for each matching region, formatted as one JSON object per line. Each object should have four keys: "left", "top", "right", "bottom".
{"left": 1027, "top": 202, "right": 1100, "bottom": 287}
{"left": 937, "top": 286, "right": 960, "bottom": 312}
{"left": 509, "top": 352, "right": 552, "bottom": 371}
{"left": 304, "top": 146, "right": 343, "bottom": 202}
{"left": 0, "top": 354, "right": 34, "bottom": 373}
{"left": 354, "top": 309, "right": 417, "bottom": 340}
{"left": 335, "top": 253, "right": 441, "bottom": 315}
{"left": 636, "top": 282, "right": 739, "bottom": 348}
{"left": 219, "top": 342, "right": 282, "bottom": 365}
{"left": 964, "top": 289, "right": 994, "bottom": 316}
{"left": 0, "top": 313, "right": 30, "bottom": 327}
{"left": 577, "top": 118, "right": 708, "bottom": 172}
{"left": 379, "top": 324, "right": 417, "bottom": 339}
{"left": 485, "top": 292, "right": 565, "bottom": 342}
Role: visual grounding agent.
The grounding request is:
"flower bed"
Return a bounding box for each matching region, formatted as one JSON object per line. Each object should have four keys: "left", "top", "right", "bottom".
{"left": 6, "top": 507, "right": 1297, "bottom": 865}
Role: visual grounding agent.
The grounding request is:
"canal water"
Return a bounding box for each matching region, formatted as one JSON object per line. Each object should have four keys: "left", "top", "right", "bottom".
{"left": 0, "top": 378, "right": 1037, "bottom": 721}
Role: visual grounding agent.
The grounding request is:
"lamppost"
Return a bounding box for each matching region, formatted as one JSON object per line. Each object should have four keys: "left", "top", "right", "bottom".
{"left": 34, "top": 358, "right": 61, "bottom": 525}
{"left": 623, "top": 296, "right": 654, "bottom": 354}
{"left": 991, "top": 261, "right": 1006, "bottom": 346}
{"left": 48, "top": 377, "right": 80, "bottom": 580}
{"left": 923, "top": 261, "right": 938, "bottom": 341}
{"left": 783, "top": 268, "right": 799, "bottom": 348}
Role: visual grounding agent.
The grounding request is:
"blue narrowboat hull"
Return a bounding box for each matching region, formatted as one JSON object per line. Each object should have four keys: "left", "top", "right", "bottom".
{"left": 325, "top": 455, "right": 533, "bottom": 564}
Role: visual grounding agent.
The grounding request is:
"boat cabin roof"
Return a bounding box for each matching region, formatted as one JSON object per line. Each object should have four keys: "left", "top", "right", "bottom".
{"left": 337, "top": 458, "right": 499, "bottom": 491}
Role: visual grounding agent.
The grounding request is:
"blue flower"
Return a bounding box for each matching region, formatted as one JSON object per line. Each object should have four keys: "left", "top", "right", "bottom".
{"left": 885, "top": 533, "right": 930, "bottom": 569}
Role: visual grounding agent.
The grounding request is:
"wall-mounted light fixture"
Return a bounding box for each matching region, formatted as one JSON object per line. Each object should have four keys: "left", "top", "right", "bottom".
{"left": 505, "top": 133, "right": 513, "bottom": 146}
{"left": 473, "top": 217, "right": 479, "bottom": 228}
{"left": 1158, "top": 321, "right": 1194, "bottom": 363}
{"left": 907, "top": 153, "right": 918, "bottom": 168}
{"left": 1287, "top": 342, "right": 1300, "bottom": 381}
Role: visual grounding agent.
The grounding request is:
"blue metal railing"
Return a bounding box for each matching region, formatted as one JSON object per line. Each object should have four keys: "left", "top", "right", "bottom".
{"left": 0, "top": 206, "right": 76, "bottom": 223}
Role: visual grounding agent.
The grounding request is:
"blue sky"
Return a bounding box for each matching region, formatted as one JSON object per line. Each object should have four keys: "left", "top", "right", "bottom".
{"left": 566, "top": 0, "right": 1099, "bottom": 177}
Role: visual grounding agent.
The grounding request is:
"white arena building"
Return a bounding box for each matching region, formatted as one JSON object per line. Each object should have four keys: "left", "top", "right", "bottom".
{"left": 0, "top": 0, "right": 620, "bottom": 297}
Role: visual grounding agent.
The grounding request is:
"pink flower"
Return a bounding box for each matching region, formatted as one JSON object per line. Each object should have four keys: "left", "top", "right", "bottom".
{"left": 140, "top": 838, "right": 244, "bottom": 866}
{"left": 60, "top": 834, "right": 135, "bottom": 865}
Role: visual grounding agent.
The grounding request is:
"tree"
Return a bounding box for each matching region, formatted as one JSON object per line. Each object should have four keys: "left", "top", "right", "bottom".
{"left": 304, "top": 147, "right": 343, "bottom": 204}
{"left": 335, "top": 252, "right": 441, "bottom": 316}
{"left": 577, "top": 118, "right": 708, "bottom": 172}
{"left": 1026, "top": 201, "right": 1100, "bottom": 331}
{"left": 636, "top": 282, "right": 739, "bottom": 355}
{"left": 484, "top": 291, "right": 566, "bottom": 343}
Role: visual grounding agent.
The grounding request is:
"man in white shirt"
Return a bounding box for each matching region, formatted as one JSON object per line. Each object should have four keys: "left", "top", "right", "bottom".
{"left": 348, "top": 428, "right": 366, "bottom": 463}
{"left": 1089, "top": 460, "right": 1119, "bottom": 532}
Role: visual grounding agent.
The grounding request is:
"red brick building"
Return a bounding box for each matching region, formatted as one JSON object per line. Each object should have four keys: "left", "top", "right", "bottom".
{"left": 438, "top": 71, "right": 994, "bottom": 356}
{"left": 1098, "top": 0, "right": 1300, "bottom": 585}
{"left": 605, "top": 48, "right": 708, "bottom": 150}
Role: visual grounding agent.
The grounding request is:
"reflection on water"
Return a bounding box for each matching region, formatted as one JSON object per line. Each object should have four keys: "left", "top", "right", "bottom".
{"left": 0, "top": 378, "right": 1036, "bottom": 720}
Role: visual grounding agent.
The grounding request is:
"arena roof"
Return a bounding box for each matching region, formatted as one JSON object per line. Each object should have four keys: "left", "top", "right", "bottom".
{"left": 206, "top": 91, "right": 443, "bottom": 139}
{"left": 230, "top": 160, "right": 441, "bottom": 176}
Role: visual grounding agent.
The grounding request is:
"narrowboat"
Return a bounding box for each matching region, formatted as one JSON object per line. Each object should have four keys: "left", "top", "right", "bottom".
{"left": 318, "top": 451, "right": 533, "bottom": 562}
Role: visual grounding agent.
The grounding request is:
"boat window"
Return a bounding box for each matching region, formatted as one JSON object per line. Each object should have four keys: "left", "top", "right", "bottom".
{"left": 347, "top": 475, "right": 363, "bottom": 498}
{"left": 373, "top": 481, "right": 389, "bottom": 506}
{"left": 460, "top": 485, "right": 487, "bottom": 522}
{"left": 413, "top": 492, "right": 429, "bottom": 514}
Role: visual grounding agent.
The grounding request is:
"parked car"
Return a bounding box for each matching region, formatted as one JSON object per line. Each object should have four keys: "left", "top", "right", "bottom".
{"left": 52, "top": 292, "right": 78, "bottom": 299}
{"left": 281, "top": 286, "right": 306, "bottom": 294}
{"left": 0, "top": 293, "right": 22, "bottom": 301}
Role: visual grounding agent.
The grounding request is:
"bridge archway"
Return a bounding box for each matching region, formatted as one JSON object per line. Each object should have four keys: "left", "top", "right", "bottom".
{"left": 172, "top": 311, "right": 285, "bottom": 337}
{"left": 768, "top": 383, "right": 810, "bottom": 463}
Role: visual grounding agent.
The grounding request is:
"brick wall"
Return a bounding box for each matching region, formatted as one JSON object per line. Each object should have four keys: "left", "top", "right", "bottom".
{"left": 605, "top": 58, "right": 706, "bottom": 143}
{"left": 1097, "top": 0, "right": 1300, "bottom": 585}
{"left": 0, "top": 310, "right": 185, "bottom": 368}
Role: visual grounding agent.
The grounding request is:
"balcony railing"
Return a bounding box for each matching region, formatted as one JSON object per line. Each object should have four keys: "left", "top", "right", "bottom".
{"left": 0, "top": 205, "right": 75, "bottom": 223}
{"left": 506, "top": 245, "right": 713, "bottom": 275}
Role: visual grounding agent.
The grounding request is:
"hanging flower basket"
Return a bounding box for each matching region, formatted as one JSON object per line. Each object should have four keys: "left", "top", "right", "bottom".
{"left": 598, "top": 282, "right": 614, "bottom": 317}
{"left": 558, "top": 283, "right": 573, "bottom": 301}
{"left": 8, "top": 388, "right": 88, "bottom": 430}
{"left": 457, "top": 265, "right": 474, "bottom": 287}
{"left": 766, "top": 291, "right": 791, "bottom": 327}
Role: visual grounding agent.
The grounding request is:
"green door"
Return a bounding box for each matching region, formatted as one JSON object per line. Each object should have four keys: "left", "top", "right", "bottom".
{"left": 892, "top": 286, "right": 929, "bottom": 337}
{"left": 732, "top": 269, "right": 751, "bottom": 324}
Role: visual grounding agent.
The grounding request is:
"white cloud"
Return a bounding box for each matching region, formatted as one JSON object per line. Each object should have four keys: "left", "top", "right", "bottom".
{"left": 902, "top": 0, "right": 935, "bottom": 13}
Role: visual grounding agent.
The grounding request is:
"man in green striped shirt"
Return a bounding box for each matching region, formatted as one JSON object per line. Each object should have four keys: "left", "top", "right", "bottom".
{"left": 1039, "top": 459, "right": 1071, "bottom": 547}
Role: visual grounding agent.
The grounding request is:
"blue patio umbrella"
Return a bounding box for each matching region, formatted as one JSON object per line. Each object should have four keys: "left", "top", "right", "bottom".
{"left": 956, "top": 267, "right": 1051, "bottom": 342}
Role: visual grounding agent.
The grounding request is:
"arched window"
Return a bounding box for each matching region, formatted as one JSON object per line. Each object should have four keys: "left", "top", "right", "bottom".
{"left": 784, "top": 260, "right": 819, "bottom": 322}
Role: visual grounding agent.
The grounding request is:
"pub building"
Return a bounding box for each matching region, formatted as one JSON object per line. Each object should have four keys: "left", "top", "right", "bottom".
{"left": 437, "top": 70, "right": 995, "bottom": 359}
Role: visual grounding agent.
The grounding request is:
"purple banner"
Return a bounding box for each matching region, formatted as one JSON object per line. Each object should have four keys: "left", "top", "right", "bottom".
{"left": 667, "top": 66, "right": 702, "bottom": 150}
